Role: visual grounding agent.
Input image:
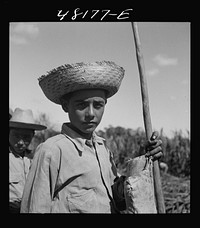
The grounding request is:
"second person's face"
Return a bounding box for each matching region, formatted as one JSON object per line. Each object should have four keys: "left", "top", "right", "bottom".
{"left": 9, "top": 128, "right": 34, "bottom": 155}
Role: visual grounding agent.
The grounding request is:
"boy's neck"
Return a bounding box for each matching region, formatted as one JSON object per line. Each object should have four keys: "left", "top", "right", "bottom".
{"left": 68, "top": 123, "right": 93, "bottom": 140}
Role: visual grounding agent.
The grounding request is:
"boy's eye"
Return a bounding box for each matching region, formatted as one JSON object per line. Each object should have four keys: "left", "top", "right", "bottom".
{"left": 75, "top": 101, "right": 105, "bottom": 110}
{"left": 94, "top": 102, "right": 104, "bottom": 109}
{"left": 76, "top": 102, "right": 87, "bottom": 109}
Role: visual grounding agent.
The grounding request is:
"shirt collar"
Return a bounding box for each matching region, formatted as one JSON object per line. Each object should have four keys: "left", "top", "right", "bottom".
{"left": 61, "top": 123, "right": 105, "bottom": 152}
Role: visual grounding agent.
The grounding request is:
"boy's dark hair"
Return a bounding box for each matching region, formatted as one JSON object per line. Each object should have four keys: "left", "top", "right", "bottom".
{"left": 59, "top": 92, "right": 73, "bottom": 105}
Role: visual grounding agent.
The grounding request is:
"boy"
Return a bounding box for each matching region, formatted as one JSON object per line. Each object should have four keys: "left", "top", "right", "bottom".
{"left": 20, "top": 61, "right": 162, "bottom": 213}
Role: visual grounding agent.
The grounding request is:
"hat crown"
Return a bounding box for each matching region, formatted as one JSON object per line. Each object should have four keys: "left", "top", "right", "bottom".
{"left": 38, "top": 60, "right": 125, "bottom": 105}
{"left": 10, "top": 108, "right": 36, "bottom": 125}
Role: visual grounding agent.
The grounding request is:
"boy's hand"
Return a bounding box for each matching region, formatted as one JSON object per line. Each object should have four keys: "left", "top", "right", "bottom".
{"left": 145, "top": 131, "right": 163, "bottom": 161}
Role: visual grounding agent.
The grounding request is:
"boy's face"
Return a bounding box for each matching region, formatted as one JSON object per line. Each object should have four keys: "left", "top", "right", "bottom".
{"left": 9, "top": 128, "right": 34, "bottom": 155}
{"left": 64, "top": 89, "right": 106, "bottom": 138}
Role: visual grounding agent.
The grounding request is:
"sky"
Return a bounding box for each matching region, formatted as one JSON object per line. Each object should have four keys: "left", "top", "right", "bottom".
{"left": 9, "top": 22, "right": 190, "bottom": 138}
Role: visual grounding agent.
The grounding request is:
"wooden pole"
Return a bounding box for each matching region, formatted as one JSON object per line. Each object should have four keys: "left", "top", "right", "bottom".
{"left": 131, "top": 22, "right": 165, "bottom": 213}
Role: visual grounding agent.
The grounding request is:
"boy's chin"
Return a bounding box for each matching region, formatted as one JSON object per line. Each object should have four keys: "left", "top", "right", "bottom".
{"left": 82, "top": 125, "right": 97, "bottom": 134}
{"left": 83, "top": 127, "right": 96, "bottom": 134}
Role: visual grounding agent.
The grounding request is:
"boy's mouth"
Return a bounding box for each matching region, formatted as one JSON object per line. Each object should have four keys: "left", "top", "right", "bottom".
{"left": 83, "top": 122, "right": 97, "bottom": 128}
{"left": 83, "top": 121, "right": 96, "bottom": 124}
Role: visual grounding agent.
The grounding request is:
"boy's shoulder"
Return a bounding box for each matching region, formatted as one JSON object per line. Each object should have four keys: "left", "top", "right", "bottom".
{"left": 42, "top": 133, "right": 66, "bottom": 147}
{"left": 35, "top": 134, "right": 67, "bottom": 159}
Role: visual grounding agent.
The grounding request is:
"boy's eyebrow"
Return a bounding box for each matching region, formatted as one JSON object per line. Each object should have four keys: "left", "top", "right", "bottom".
{"left": 74, "top": 99, "right": 85, "bottom": 103}
{"left": 94, "top": 100, "right": 105, "bottom": 104}
{"left": 74, "top": 99, "right": 105, "bottom": 103}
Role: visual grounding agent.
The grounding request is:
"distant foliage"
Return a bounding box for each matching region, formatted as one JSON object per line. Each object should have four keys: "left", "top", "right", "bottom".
{"left": 159, "top": 129, "right": 190, "bottom": 178}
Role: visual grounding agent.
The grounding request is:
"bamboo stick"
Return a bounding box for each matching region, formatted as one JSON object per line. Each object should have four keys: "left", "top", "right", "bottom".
{"left": 131, "top": 22, "right": 165, "bottom": 213}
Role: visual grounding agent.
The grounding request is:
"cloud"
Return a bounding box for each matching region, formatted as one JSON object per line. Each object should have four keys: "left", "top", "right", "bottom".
{"left": 146, "top": 68, "right": 159, "bottom": 77}
{"left": 153, "top": 54, "right": 178, "bottom": 66}
{"left": 13, "top": 23, "right": 39, "bottom": 37}
{"left": 10, "top": 35, "right": 28, "bottom": 45}
{"left": 10, "top": 23, "right": 39, "bottom": 45}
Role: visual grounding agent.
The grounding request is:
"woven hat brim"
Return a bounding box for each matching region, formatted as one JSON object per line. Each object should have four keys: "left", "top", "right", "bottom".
{"left": 9, "top": 121, "right": 47, "bottom": 130}
{"left": 38, "top": 61, "right": 125, "bottom": 105}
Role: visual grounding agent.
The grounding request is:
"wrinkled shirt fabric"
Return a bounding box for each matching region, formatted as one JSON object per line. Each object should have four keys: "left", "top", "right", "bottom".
{"left": 21, "top": 123, "right": 123, "bottom": 213}
{"left": 9, "top": 150, "right": 30, "bottom": 203}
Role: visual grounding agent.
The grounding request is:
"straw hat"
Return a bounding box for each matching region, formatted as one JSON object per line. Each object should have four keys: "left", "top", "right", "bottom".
{"left": 9, "top": 108, "right": 47, "bottom": 130}
{"left": 38, "top": 61, "right": 125, "bottom": 105}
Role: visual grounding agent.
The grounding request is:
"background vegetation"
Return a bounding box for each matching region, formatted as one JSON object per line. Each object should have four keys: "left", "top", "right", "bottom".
{"left": 31, "top": 113, "right": 190, "bottom": 213}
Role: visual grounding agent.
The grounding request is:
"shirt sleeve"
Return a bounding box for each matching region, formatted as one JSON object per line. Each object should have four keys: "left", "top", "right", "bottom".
{"left": 20, "top": 142, "right": 61, "bottom": 213}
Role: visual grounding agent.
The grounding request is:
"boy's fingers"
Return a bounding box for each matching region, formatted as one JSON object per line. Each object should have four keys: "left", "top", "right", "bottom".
{"left": 150, "top": 131, "right": 159, "bottom": 141}
{"left": 145, "top": 131, "right": 162, "bottom": 155}
{"left": 150, "top": 146, "right": 162, "bottom": 155}
{"left": 146, "top": 139, "right": 162, "bottom": 155}
{"left": 145, "top": 143, "right": 163, "bottom": 157}
{"left": 147, "top": 131, "right": 159, "bottom": 145}
{"left": 148, "top": 139, "right": 162, "bottom": 149}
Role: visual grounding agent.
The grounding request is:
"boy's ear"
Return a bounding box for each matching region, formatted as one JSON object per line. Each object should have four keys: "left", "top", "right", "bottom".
{"left": 61, "top": 99, "right": 69, "bottom": 113}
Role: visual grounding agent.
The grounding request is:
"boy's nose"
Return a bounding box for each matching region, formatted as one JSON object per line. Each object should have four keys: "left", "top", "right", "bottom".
{"left": 86, "top": 105, "right": 95, "bottom": 118}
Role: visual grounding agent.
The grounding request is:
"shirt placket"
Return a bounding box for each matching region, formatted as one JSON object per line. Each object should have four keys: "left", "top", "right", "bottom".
{"left": 92, "top": 141, "right": 113, "bottom": 199}
{"left": 19, "top": 157, "right": 26, "bottom": 185}
{"left": 23, "top": 158, "right": 29, "bottom": 179}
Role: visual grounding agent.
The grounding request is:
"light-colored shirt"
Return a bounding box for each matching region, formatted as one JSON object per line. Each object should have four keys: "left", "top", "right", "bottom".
{"left": 9, "top": 150, "right": 30, "bottom": 203}
{"left": 21, "top": 123, "right": 121, "bottom": 213}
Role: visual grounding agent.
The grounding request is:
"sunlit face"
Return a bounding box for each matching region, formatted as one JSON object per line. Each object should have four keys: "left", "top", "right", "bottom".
{"left": 9, "top": 128, "right": 34, "bottom": 155}
{"left": 62, "top": 89, "right": 107, "bottom": 139}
